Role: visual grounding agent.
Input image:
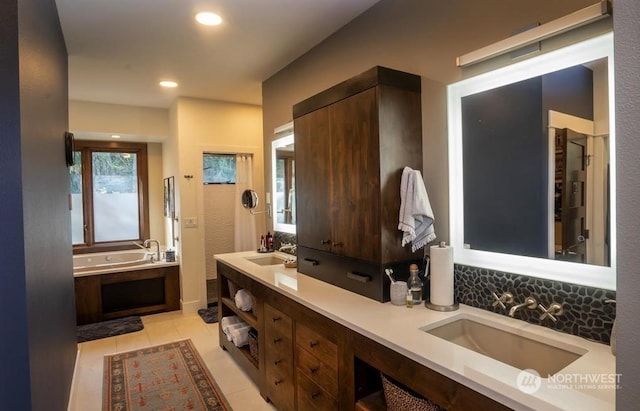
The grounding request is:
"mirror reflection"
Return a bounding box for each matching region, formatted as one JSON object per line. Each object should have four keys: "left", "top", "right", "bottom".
{"left": 241, "top": 189, "right": 259, "bottom": 209}
{"left": 448, "top": 33, "right": 616, "bottom": 290}
{"left": 461, "top": 57, "right": 610, "bottom": 267}
{"left": 272, "top": 130, "right": 296, "bottom": 234}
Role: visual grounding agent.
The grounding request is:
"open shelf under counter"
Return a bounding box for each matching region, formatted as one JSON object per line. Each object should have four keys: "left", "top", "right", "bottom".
{"left": 220, "top": 297, "right": 258, "bottom": 329}
{"left": 220, "top": 333, "right": 259, "bottom": 381}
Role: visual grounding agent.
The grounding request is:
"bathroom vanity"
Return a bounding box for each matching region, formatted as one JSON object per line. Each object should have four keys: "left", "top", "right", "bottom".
{"left": 215, "top": 251, "right": 615, "bottom": 410}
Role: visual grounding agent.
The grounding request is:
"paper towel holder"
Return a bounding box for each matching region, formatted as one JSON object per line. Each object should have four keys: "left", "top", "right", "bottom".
{"left": 425, "top": 241, "right": 459, "bottom": 311}
{"left": 425, "top": 300, "right": 459, "bottom": 312}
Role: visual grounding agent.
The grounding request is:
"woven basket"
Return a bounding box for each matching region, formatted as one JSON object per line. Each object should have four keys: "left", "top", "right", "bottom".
{"left": 248, "top": 327, "right": 258, "bottom": 361}
{"left": 381, "top": 373, "right": 443, "bottom": 411}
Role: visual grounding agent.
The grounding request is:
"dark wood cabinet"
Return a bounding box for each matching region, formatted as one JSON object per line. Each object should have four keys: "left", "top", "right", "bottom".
{"left": 264, "top": 303, "right": 296, "bottom": 411}
{"left": 294, "top": 66, "right": 424, "bottom": 301}
{"left": 74, "top": 265, "right": 180, "bottom": 325}
{"left": 216, "top": 260, "right": 511, "bottom": 411}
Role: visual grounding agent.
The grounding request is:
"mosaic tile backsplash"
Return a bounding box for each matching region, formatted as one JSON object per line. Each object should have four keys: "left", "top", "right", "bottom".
{"left": 275, "top": 232, "right": 615, "bottom": 345}
{"left": 454, "top": 264, "right": 616, "bottom": 344}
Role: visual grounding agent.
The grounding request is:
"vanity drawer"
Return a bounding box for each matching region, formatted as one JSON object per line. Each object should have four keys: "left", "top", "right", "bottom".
{"left": 296, "top": 323, "right": 338, "bottom": 369}
{"left": 265, "top": 364, "right": 295, "bottom": 411}
{"left": 297, "top": 373, "right": 337, "bottom": 411}
{"left": 264, "top": 303, "right": 293, "bottom": 335}
{"left": 296, "top": 345, "right": 338, "bottom": 398}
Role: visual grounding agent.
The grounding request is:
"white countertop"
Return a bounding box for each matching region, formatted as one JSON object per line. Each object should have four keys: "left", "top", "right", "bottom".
{"left": 215, "top": 251, "right": 616, "bottom": 410}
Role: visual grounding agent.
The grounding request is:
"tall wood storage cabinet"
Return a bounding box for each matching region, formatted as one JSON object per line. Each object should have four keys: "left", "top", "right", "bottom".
{"left": 293, "top": 66, "right": 423, "bottom": 302}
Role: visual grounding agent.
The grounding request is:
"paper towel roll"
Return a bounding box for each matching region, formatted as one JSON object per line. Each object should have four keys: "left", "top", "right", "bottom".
{"left": 430, "top": 244, "right": 454, "bottom": 306}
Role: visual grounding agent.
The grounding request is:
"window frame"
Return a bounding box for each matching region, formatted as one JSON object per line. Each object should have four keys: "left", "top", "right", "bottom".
{"left": 72, "top": 140, "right": 150, "bottom": 254}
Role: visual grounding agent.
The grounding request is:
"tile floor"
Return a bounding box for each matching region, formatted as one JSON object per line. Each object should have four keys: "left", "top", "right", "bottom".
{"left": 70, "top": 310, "right": 276, "bottom": 411}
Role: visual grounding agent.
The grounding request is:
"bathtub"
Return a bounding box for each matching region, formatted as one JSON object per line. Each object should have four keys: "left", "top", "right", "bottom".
{"left": 73, "top": 250, "right": 181, "bottom": 324}
{"left": 73, "top": 250, "right": 178, "bottom": 277}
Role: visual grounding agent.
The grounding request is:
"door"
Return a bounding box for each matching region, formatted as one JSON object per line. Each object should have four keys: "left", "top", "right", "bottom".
{"left": 329, "top": 88, "right": 381, "bottom": 262}
{"left": 295, "top": 108, "right": 332, "bottom": 252}
{"left": 557, "top": 128, "right": 587, "bottom": 262}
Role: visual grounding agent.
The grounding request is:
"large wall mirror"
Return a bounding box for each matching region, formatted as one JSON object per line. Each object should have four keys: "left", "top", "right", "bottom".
{"left": 272, "top": 124, "right": 296, "bottom": 234}
{"left": 448, "top": 32, "right": 615, "bottom": 290}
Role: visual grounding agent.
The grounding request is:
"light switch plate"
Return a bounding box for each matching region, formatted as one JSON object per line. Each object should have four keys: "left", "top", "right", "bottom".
{"left": 184, "top": 217, "right": 198, "bottom": 228}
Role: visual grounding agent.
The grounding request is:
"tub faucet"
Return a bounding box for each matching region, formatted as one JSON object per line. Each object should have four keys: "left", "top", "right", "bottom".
{"left": 143, "top": 239, "right": 160, "bottom": 262}
{"left": 508, "top": 296, "right": 538, "bottom": 317}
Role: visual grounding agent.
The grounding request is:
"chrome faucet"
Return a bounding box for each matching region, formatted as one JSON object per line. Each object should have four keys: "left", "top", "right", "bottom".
{"left": 143, "top": 239, "right": 161, "bottom": 262}
{"left": 508, "top": 296, "right": 538, "bottom": 317}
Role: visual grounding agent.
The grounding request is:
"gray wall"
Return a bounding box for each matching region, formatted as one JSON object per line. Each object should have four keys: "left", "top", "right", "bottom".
{"left": 614, "top": 0, "right": 640, "bottom": 408}
{"left": 0, "top": 0, "right": 76, "bottom": 409}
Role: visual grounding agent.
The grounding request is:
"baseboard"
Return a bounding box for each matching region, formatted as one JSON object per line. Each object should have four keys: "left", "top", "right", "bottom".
{"left": 67, "top": 347, "right": 81, "bottom": 411}
{"left": 180, "top": 298, "right": 203, "bottom": 314}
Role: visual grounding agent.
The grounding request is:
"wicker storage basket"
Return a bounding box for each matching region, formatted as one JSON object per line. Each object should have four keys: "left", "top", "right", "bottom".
{"left": 381, "top": 373, "right": 443, "bottom": 411}
{"left": 248, "top": 327, "right": 258, "bottom": 361}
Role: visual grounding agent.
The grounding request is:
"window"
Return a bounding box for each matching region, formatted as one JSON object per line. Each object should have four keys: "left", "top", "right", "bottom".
{"left": 203, "top": 153, "right": 236, "bottom": 184}
{"left": 70, "top": 141, "right": 149, "bottom": 252}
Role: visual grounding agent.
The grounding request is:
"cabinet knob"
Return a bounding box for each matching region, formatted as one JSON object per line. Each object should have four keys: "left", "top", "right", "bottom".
{"left": 321, "top": 239, "right": 331, "bottom": 245}
{"left": 332, "top": 242, "right": 342, "bottom": 247}
{"left": 311, "top": 392, "right": 321, "bottom": 400}
{"left": 309, "top": 340, "right": 319, "bottom": 348}
{"left": 274, "top": 379, "right": 283, "bottom": 386}
{"left": 274, "top": 359, "right": 282, "bottom": 365}
{"left": 310, "top": 367, "right": 318, "bottom": 374}
{"left": 272, "top": 316, "right": 281, "bottom": 323}
{"left": 273, "top": 337, "right": 282, "bottom": 344}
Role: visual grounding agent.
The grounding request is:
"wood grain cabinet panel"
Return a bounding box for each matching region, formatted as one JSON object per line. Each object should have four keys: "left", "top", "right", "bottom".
{"left": 294, "top": 66, "right": 424, "bottom": 302}
{"left": 297, "top": 373, "right": 338, "bottom": 411}
{"left": 263, "top": 303, "right": 295, "bottom": 411}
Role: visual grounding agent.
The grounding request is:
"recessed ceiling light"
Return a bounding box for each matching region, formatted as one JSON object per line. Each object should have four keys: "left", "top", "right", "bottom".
{"left": 111, "top": 135, "right": 121, "bottom": 139}
{"left": 195, "top": 12, "right": 222, "bottom": 26}
{"left": 159, "top": 80, "right": 178, "bottom": 88}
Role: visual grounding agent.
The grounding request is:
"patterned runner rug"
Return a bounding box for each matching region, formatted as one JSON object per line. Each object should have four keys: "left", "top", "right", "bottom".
{"left": 103, "top": 339, "right": 232, "bottom": 410}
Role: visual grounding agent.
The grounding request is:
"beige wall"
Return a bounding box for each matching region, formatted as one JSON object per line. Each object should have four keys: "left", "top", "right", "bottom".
{"left": 69, "top": 100, "right": 169, "bottom": 141}
{"left": 262, "top": 0, "right": 602, "bottom": 243}
{"left": 170, "top": 97, "right": 263, "bottom": 312}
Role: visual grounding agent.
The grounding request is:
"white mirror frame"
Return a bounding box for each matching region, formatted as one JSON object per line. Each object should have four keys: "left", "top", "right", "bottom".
{"left": 272, "top": 125, "right": 296, "bottom": 234}
{"left": 448, "top": 32, "right": 615, "bottom": 290}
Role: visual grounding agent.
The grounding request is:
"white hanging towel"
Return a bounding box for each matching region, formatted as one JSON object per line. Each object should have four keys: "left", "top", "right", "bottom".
{"left": 398, "top": 166, "right": 437, "bottom": 252}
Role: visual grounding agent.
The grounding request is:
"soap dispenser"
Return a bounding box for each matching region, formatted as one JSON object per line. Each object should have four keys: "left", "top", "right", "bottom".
{"left": 407, "top": 263, "right": 423, "bottom": 305}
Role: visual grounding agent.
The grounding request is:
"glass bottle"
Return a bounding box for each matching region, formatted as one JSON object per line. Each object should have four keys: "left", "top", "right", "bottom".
{"left": 407, "top": 263, "right": 423, "bottom": 305}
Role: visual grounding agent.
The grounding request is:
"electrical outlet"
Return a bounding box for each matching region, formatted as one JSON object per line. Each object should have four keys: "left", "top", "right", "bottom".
{"left": 184, "top": 217, "right": 198, "bottom": 228}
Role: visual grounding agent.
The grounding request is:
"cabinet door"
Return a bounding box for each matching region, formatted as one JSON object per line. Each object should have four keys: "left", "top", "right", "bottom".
{"left": 329, "top": 88, "right": 381, "bottom": 262}
{"left": 295, "top": 108, "right": 333, "bottom": 252}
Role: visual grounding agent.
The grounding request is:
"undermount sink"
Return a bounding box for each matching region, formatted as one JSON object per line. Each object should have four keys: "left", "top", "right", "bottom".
{"left": 420, "top": 315, "right": 586, "bottom": 377}
{"left": 244, "top": 255, "right": 285, "bottom": 266}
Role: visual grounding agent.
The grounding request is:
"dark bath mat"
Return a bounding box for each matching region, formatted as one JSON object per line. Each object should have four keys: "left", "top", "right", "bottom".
{"left": 197, "top": 305, "right": 219, "bottom": 324}
{"left": 77, "top": 316, "right": 144, "bottom": 343}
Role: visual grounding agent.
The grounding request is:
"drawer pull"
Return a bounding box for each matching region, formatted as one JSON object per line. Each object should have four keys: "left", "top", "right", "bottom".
{"left": 347, "top": 271, "right": 371, "bottom": 283}
{"left": 310, "top": 367, "right": 318, "bottom": 374}
{"left": 303, "top": 258, "right": 319, "bottom": 266}
{"left": 309, "top": 340, "right": 319, "bottom": 348}
{"left": 311, "top": 392, "right": 321, "bottom": 400}
{"left": 321, "top": 239, "right": 331, "bottom": 245}
{"left": 274, "top": 359, "right": 282, "bottom": 365}
{"left": 331, "top": 242, "right": 342, "bottom": 247}
{"left": 274, "top": 379, "right": 283, "bottom": 386}
{"left": 273, "top": 337, "right": 282, "bottom": 344}
{"left": 272, "top": 316, "right": 281, "bottom": 323}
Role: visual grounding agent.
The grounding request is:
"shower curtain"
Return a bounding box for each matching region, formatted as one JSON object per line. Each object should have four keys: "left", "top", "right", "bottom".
{"left": 234, "top": 154, "right": 257, "bottom": 251}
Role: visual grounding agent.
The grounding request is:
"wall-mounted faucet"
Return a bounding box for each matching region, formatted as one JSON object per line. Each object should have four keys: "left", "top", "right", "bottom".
{"left": 508, "top": 296, "right": 538, "bottom": 317}
{"left": 538, "top": 302, "right": 564, "bottom": 322}
{"left": 143, "top": 239, "right": 161, "bottom": 262}
{"left": 491, "top": 292, "right": 514, "bottom": 310}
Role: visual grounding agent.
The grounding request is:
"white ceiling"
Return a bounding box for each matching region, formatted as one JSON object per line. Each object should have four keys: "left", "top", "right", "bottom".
{"left": 55, "top": 0, "right": 381, "bottom": 109}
